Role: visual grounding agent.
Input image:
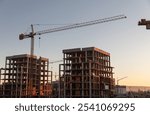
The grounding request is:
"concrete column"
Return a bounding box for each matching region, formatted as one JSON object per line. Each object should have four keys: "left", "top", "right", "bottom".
{"left": 63, "top": 53, "right": 66, "bottom": 98}
{"left": 89, "top": 61, "right": 92, "bottom": 98}
{"left": 81, "top": 62, "right": 84, "bottom": 97}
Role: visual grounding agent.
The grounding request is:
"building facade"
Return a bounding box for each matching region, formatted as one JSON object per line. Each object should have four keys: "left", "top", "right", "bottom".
{"left": 59, "top": 47, "right": 115, "bottom": 98}
{"left": 1, "top": 54, "right": 52, "bottom": 98}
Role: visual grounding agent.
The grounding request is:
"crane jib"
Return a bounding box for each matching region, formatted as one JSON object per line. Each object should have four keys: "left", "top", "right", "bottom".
{"left": 19, "top": 14, "right": 127, "bottom": 55}
{"left": 36, "top": 15, "right": 126, "bottom": 35}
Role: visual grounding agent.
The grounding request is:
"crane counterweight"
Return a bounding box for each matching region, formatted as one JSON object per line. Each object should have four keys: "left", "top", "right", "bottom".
{"left": 19, "top": 33, "right": 35, "bottom": 40}
{"left": 19, "top": 33, "right": 25, "bottom": 40}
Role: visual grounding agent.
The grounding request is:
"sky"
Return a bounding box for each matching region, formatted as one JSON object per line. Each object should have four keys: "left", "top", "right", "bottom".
{"left": 1, "top": 0, "right": 150, "bottom": 86}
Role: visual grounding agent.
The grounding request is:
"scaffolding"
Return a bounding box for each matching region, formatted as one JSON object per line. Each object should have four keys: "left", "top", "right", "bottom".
{"left": 1, "top": 54, "right": 52, "bottom": 98}
{"left": 59, "top": 47, "right": 115, "bottom": 98}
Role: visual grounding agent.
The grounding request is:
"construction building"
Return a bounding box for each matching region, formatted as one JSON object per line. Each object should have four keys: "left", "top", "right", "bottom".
{"left": 52, "top": 80, "right": 59, "bottom": 98}
{"left": 0, "top": 54, "right": 52, "bottom": 98}
{"left": 0, "top": 68, "right": 5, "bottom": 97}
{"left": 59, "top": 47, "right": 115, "bottom": 98}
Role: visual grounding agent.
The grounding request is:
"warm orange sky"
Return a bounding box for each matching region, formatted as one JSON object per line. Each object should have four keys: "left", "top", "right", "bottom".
{"left": 0, "top": 0, "right": 150, "bottom": 86}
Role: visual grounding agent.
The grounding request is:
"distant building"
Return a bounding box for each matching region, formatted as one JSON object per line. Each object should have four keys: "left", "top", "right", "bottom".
{"left": 114, "top": 86, "right": 150, "bottom": 98}
{"left": 1, "top": 54, "right": 52, "bottom": 98}
{"left": 115, "top": 85, "right": 127, "bottom": 97}
{"left": 126, "top": 86, "right": 150, "bottom": 92}
{"left": 59, "top": 47, "right": 115, "bottom": 98}
{"left": 126, "top": 86, "right": 150, "bottom": 98}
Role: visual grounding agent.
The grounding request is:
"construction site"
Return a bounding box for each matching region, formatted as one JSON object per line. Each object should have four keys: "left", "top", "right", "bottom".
{"left": 0, "top": 54, "right": 52, "bottom": 98}
{"left": 59, "top": 47, "right": 115, "bottom": 98}
{"left": 0, "top": 15, "right": 127, "bottom": 98}
{"left": 0, "top": 47, "right": 114, "bottom": 98}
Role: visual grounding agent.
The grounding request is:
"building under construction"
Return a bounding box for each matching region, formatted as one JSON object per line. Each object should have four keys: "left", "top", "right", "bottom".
{"left": 0, "top": 54, "right": 52, "bottom": 98}
{"left": 0, "top": 68, "right": 5, "bottom": 97}
{"left": 59, "top": 47, "right": 115, "bottom": 98}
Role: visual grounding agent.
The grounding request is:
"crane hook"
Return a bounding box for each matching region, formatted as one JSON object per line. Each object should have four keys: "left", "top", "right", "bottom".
{"left": 39, "top": 37, "right": 41, "bottom": 48}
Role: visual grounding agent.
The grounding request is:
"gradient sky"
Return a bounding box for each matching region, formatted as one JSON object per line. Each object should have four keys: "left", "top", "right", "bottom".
{"left": 1, "top": 0, "right": 150, "bottom": 86}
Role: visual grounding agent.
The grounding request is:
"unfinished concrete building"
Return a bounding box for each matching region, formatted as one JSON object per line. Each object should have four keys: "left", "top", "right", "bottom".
{"left": 59, "top": 47, "right": 115, "bottom": 98}
{"left": 1, "top": 54, "right": 52, "bottom": 98}
{"left": 0, "top": 68, "right": 5, "bottom": 97}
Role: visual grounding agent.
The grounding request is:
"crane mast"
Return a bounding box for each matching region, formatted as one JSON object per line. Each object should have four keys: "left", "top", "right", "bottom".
{"left": 19, "top": 15, "right": 126, "bottom": 55}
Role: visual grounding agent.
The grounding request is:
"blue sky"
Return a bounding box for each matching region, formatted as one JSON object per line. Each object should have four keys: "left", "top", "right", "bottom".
{"left": 1, "top": 0, "right": 150, "bottom": 86}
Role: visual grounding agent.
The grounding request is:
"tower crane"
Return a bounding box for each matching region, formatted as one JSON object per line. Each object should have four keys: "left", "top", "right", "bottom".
{"left": 117, "top": 76, "right": 128, "bottom": 86}
{"left": 116, "top": 76, "right": 128, "bottom": 96}
{"left": 138, "top": 19, "right": 150, "bottom": 29}
{"left": 19, "top": 15, "right": 126, "bottom": 55}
